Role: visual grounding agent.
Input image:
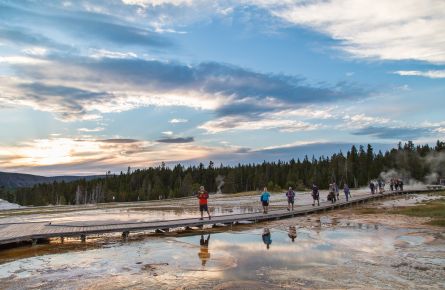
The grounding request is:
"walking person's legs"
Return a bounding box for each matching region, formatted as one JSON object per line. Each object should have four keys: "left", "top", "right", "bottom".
{"left": 199, "top": 205, "right": 204, "bottom": 220}
{"left": 206, "top": 205, "right": 211, "bottom": 220}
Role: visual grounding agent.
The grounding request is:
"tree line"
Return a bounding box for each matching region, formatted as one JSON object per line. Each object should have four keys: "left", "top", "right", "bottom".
{"left": 1, "top": 140, "right": 444, "bottom": 206}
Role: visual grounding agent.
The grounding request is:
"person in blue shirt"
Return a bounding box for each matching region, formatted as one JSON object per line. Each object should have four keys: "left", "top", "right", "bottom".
{"left": 260, "top": 187, "right": 271, "bottom": 214}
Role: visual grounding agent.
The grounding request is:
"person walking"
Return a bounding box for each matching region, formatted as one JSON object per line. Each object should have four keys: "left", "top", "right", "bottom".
{"left": 344, "top": 183, "right": 351, "bottom": 202}
{"left": 369, "top": 181, "right": 375, "bottom": 194}
{"left": 260, "top": 187, "right": 271, "bottom": 214}
{"left": 334, "top": 182, "right": 339, "bottom": 201}
{"left": 197, "top": 185, "right": 211, "bottom": 220}
{"left": 286, "top": 187, "right": 295, "bottom": 211}
{"left": 328, "top": 183, "right": 336, "bottom": 203}
{"left": 311, "top": 184, "right": 320, "bottom": 206}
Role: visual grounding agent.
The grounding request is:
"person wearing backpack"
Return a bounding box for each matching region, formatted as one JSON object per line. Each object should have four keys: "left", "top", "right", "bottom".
{"left": 286, "top": 186, "right": 295, "bottom": 211}
{"left": 344, "top": 183, "right": 351, "bottom": 202}
{"left": 260, "top": 187, "right": 271, "bottom": 214}
{"left": 311, "top": 184, "right": 320, "bottom": 206}
{"left": 197, "top": 185, "right": 211, "bottom": 220}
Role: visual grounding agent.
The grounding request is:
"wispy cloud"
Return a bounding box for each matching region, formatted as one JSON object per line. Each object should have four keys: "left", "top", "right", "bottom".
{"left": 1, "top": 56, "right": 365, "bottom": 123}
{"left": 77, "top": 127, "right": 105, "bottom": 132}
{"left": 267, "top": 0, "right": 445, "bottom": 64}
{"left": 0, "top": 137, "right": 221, "bottom": 175}
{"left": 156, "top": 137, "right": 194, "bottom": 143}
{"left": 393, "top": 70, "right": 445, "bottom": 79}
{"left": 0, "top": 1, "right": 173, "bottom": 48}
{"left": 161, "top": 131, "right": 174, "bottom": 135}
{"left": 199, "top": 115, "right": 320, "bottom": 134}
{"left": 169, "top": 118, "right": 188, "bottom": 123}
{"left": 98, "top": 139, "right": 140, "bottom": 143}
{"left": 352, "top": 126, "right": 434, "bottom": 140}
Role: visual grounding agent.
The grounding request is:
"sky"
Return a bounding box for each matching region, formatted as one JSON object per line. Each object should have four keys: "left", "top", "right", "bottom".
{"left": 0, "top": 0, "right": 444, "bottom": 176}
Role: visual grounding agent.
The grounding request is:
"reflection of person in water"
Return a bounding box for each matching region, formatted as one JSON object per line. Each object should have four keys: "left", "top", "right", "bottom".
{"left": 198, "top": 234, "right": 211, "bottom": 266}
{"left": 288, "top": 226, "right": 297, "bottom": 242}
{"left": 262, "top": 228, "right": 272, "bottom": 250}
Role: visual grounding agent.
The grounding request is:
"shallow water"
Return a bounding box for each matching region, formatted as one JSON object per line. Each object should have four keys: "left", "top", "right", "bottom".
{"left": 1, "top": 218, "right": 444, "bottom": 290}
{"left": 0, "top": 188, "right": 376, "bottom": 224}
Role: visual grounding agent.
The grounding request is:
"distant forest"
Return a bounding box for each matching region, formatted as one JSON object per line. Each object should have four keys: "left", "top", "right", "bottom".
{"left": 1, "top": 140, "right": 444, "bottom": 206}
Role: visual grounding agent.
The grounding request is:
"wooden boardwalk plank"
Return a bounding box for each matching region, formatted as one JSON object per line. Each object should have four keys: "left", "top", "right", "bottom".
{"left": 0, "top": 189, "right": 436, "bottom": 246}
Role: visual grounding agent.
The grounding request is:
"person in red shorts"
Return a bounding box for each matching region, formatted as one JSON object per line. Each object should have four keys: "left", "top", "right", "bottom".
{"left": 197, "top": 185, "right": 211, "bottom": 220}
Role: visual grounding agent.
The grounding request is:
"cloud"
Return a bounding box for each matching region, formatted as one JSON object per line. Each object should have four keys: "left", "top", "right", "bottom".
{"left": 342, "top": 114, "right": 391, "bottom": 128}
{"left": 122, "top": 0, "right": 194, "bottom": 7}
{"left": 169, "top": 118, "right": 188, "bottom": 123}
{"left": 0, "top": 26, "right": 68, "bottom": 51}
{"left": 0, "top": 1, "right": 172, "bottom": 48}
{"left": 199, "top": 115, "right": 320, "bottom": 133}
{"left": 161, "top": 131, "right": 174, "bottom": 135}
{"left": 0, "top": 137, "right": 218, "bottom": 175}
{"left": 267, "top": 0, "right": 445, "bottom": 64}
{"left": 156, "top": 137, "right": 194, "bottom": 143}
{"left": 352, "top": 126, "right": 434, "bottom": 140}
{"left": 393, "top": 70, "right": 445, "bottom": 79}
{"left": 77, "top": 127, "right": 105, "bottom": 132}
{"left": 98, "top": 139, "right": 140, "bottom": 143}
{"left": 204, "top": 141, "right": 396, "bottom": 166}
{"left": 15, "top": 82, "right": 111, "bottom": 121}
{"left": 2, "top": 56, "right": 365, "bottom": 122}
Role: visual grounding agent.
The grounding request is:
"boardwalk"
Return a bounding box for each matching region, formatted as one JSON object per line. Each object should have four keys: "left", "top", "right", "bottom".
{"left": 0, "top": 189, "right": 438, "bottom": 246}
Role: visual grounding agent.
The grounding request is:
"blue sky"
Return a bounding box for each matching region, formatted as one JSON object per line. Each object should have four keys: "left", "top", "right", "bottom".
{"left": 0, "top": 0, "right": 444, "bottom": 175}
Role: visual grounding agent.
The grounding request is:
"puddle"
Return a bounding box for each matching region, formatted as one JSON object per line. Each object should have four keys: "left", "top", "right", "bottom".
{"left": 0, "top": 188, "right": 389, "bottom": 224}
{"left": 1, "top": 221, "right": 444, "bottom": 290}
{"left": 379, "top": 194, "right": 443, "bottom": 209}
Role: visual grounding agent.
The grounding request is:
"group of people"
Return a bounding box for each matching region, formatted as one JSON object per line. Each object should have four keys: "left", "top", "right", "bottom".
{"left": 369, "top": 180, "right": 385, "bottom": 194}
{"left": 389, "top": 178, "right": 404, "bottom": 191}
{"left": 196, "top": 182, "right": 355, "bottom": 220}
{"left": 369, "top": 178, "right": 404, "bottom": 194}
{"left": 311, "top": 183, "right": 351, "bottom": 205}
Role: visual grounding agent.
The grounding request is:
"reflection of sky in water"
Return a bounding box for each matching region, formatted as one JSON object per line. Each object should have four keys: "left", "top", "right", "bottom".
{"left": 0, "top": 189, "right": 375, "bottom": 224}
{"left": 0, "top": 223, "right": 443, "bottom": 289}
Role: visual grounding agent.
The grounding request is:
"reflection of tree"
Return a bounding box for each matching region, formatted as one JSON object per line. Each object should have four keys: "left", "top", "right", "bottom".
{"left": 198, "top": 234, "right": 211, "bottom": 266}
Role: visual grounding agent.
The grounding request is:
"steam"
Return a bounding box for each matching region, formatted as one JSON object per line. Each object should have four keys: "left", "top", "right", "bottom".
{"left": 378, "top": 150, "right": 445, "bottom": 189}
{"left": 423, "top": 151, "right": 445, "bottom": 184}
{"left": 424, "top": 172, "right": 439, "bottom": 184}
{"left": 215, "top": 175, "right": 225, "bottom": 194}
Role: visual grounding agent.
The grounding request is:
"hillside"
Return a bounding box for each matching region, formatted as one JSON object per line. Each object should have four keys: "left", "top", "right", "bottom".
{"left": 0, "top": 172, "right": 104, "bottom": 188}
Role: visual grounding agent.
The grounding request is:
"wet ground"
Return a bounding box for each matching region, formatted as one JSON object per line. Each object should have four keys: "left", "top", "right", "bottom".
{"left": 0, "top": 189, "right": 444, "bottom": 289}
{"left": 0, "top": 187, "right": 382, "bottom": 224}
